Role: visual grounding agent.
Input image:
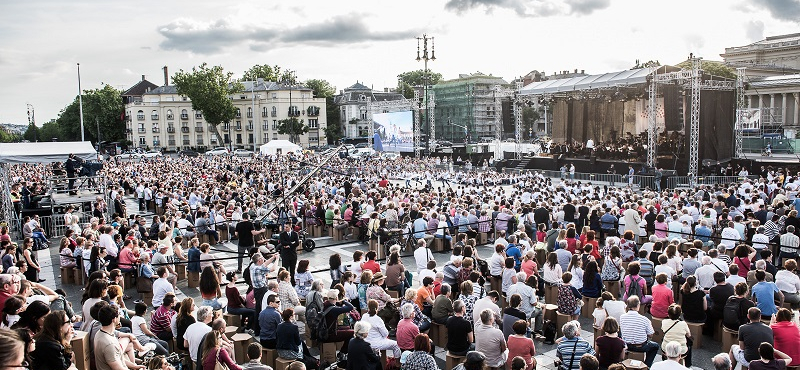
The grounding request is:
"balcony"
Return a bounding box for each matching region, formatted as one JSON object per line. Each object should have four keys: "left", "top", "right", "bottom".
{"left": 195, "top": 113, "right": 202, "bottom": 119}
{"left": 195, "top": 127, "right": 203, "bottom": 132}
{"left": 151, "top": 114, "right": 159, "bottom": 120}
{"left": 182, "top": 140, "right": 190, "bottom": 145}
{"left": 137, "top": 115, "right": 145, "bottom": 121}
{"left": 153, "top": 141, "right": 160, "bottom": 146}
{"left": 262, "top": 112, "right": 268, "bottom": 117}
{"left": 168, "top": 140, "right": 176, "bottom": 146}
{"left": 138, "top": 127, "right": 146, "bottom": 133}
{"left": 271, "top": 112, "right": 277, "bottom": 117}
{"left": 167, "top": 127, "right": 175, "bottom": 133}
{"left": 247, "top": 112, "right": 253, "bottom": 118}
{"left": 262, "top": 124, "right": 269, "bottom": 130}
{"left": 247, "top": 125, "right": 253, "bottom": 131}
{"left": 181, "top": 127, "right": 190, "bottom": 133}
{"left": 166, "top": 115, "right": 174, "bottom": 120}
{"left": 235, "top": 126, "right": 242, "bottom": 131}
{"left": 181, "top": 114, "right": 189, "bottom": 120}
{"left": 152, "top": 127, "right": 160, "bottom": 133}
{"left": 197, "top": 140, "right": 204, "bottom": 145}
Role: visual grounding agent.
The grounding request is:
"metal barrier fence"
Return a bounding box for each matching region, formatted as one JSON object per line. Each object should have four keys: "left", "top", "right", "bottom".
{"left": 666, "top": 175, "right": 759, "bottom": 189}
{"left": 15, "top": 212, "right": 94, "bottom": 240}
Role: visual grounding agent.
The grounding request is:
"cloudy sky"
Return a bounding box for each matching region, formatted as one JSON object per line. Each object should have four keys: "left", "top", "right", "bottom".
{"left": 1, "top": 0, "right": 798, "bottom": 126}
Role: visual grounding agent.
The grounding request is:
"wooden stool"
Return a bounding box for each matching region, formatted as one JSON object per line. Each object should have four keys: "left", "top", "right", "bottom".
{"left": 433, "top": 238, "right": 444, "bottom": 252}
{"left": 582, "top": 297, "right": 597, "bottom": 318}
{"left": 651, "top": 316, "right": 664, "bottom": 344}
{"left": 124, "top": 271, "right": 137, "bottom": 289}
{"left": 198, "top": 233, "right": 210, "bottom": 245}
{"left": 431, "top": 322, "right": 448, "bottom": 348}
{"left": 225, "top": 326, "right": 238, "bottom": 340}
{"left": 142, "top": 292, "right": 153, "bottom": 307}
{"left": 593, "top": 326, "right": 605, "bottom": 341}
{"left": 686, "top": 322, "right": 703, "bottom": 349}
{"left": 61, "top": 267, "right": 74, "bottom": 285}
{"left": 188, "top": 271, "right": 200, "bottom": 288}
{"left": 479, "top": 232, "right": 488, "bottom": 245}
{"left": 232, "top": 333, "right": 253, "bottom": 364}
{"left": 71, "top": 330, "right": 90, "bottom": 370}
{"left": 604, "top": 280, "right": 621, "bottom": 299}
{"left": 446, "top": 352, "right": 466, "bottom": 369}
{"left": 219, "top": 228, "right": 229, "bottom": 241}
{"left": 712, "top": 318, "right": 723, "bottom": 342}
{"left": 625, "top": 351, "right": 646, "bottom": 362}
{"left": 621, "top": 358, "right": 648, "bottom": 370}
{"left": 543, "top": 304, "right": 558, "bottom": 323}
{"left": 321, "top": 342, "right": 342, "bottom": 365}
{"left": 309, "top": 225, "right": 322, "bottom": 237}
{"left": 176, "top": 264, "right": 187, "bottom": 281}
{"left": 721, "top": 327, "right": 738, "bottom": 353}
{"left": 73, "top": 267, "right": 84, "bottom": 286}
{"left": 261, "top": 348, "right": 277, "bottom": 368}
{"left": 332, "top": 227, "right": 344, "bottom": 241}
{"left": 224, "top": 313, "right": 242, "bottom": 327}
{"left": 275, "top": 357, "right": 295, "bottom": 370}
{"left": 545, "top": 284, "right": 558, "bottom": 305}
{"left": 556, "top": 312, "right": 570, "bottom": 337}
{"left": 490, "top": 276, "right": 502, "bottom": 294}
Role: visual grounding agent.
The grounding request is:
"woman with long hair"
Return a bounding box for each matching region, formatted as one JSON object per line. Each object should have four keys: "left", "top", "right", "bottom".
{"left": 2, "top": 243, "right": 17, "bottom": 273}
{"left": 31, "top": 310, "right": 74, "bottom": 370}
{"left": 582, "top": 260, "right": 603, "bottom": 298}
{"left": 173, "top": 297, "right": 195, "bottom": 351}
{"left": 680, "top": 276, "right": 706, "bottom": 323}
{"left": 58, "top": 237, "right": 76, "bottom": 268}
{"left": 200, "top": 331, "right": 242, "bottom": 370}
{"left": 80, "top": 279, "right": 107, "bottom": 331}
{"left": 199, "top": 266, "right": 225, "bottom": 310}
{"left": 568, "top": 254, "right": 584, "bottom": 291}
{"left": 1, "top": 295, "right": 25, "bottom": 329}
{"left": 601, "top": 246, "right": 622, "bottom": 281}
{"left": 22, "top": 237, "right": 43, "bottom": 282}
{"left": 294, "top": 259, "right": 314, "bottom": 298}
{"left": 225, "top": 271, "right": 255, "bottom": 332}
{"left": 329, "top": 253, "right": 345, "bottom": 288}
{"left": 12, "top": 300, "right": 50, "bottom": 336}
{"left": 543, "top": 252, "right": 563, "bottom": 285}
{"left": 0, "top": 328, "right": 25, "bottom": 370}
{"left": 565, "top": 227, "right": 579, "bottom": 254}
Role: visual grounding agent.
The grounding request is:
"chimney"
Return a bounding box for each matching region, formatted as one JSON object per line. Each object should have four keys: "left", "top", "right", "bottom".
{"left": 581, "top": 70, "right": 585, "bottom": 74}
{"left": 163, "top": 66, "right": 169, "bottom": 86}
{"left": 574, "top": 69, "right": 578, "bottom": 73}
{"left": 141, "top": 74, "right": 146, "bottom": 81}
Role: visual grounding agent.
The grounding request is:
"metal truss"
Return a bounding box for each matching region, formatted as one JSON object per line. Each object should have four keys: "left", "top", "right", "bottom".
{"left": 413, "top": 90, "right": 422, "bottom": 158}
{"left": 735, "top": 67, "right": 746, "bottom": 158}
{"left": 428, "top": 91, "right": 435, "bottom": 151}
{"left": 688, "top": 58, "right": 701, "bottom": 177}
{"left": 647, "top": 69, "right": 659, "bottom": 168}
{"left": 514, "top": 80, "right": 524, "bottom": 158}
{"left": 494, "top": 84, "right": 503, "bottom": 141}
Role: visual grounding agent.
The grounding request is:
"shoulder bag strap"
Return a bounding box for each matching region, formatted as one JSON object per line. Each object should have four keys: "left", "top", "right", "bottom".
{"left": 567, "top": 340, "right": 579, "bottom": 370}
{"left": 662, "top": 319, "right": 681, "bottom": 337}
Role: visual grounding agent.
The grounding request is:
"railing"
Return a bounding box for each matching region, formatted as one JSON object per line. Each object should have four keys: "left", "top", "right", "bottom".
{"left": 151, "top": 115, "right": 159, "bottom": 120}
{"left": 247, "top": 113, "right": 253, "bottom": 118}
{"left": 666, "top": 175, "right": 759, "bottom": 189}
{"left": 183, "top": 140, "right": 191, "bottom": 145}
{"left": 152, "top": 127, "right": 160, "bottom": 133}
{"left": 137, "top": 115, "right": 145, "bottom": 121}
{"left": 167, "top": 127, "right": 175, "bottom": 133}
{"left": 168, "top": 140, "right": 176, "bottom": 145}
{"left": 137, "top": 128, "right": 146, "bottom": 133}
{"left": 181, "top": 127, "right": 190, "bottom": 133}
{"left": 181, "top": 114, "right": 189, "bottom": 120}
{"left": 166, "top": 115, "right": 174, "bottom": 120}
{"left": 195, "top": 114, "right": 202, "bottom": 119}
{"left": 235, "top": 126, "right": 242, "bottom": 131}
{"left": 195, "top": 127, "right": 203, "bottom": 132}
{"left": 247, "top": 125, "right": 253, "bottom": 131}
{"left": 262, "top": 112, "right": 268, "bottom": 117}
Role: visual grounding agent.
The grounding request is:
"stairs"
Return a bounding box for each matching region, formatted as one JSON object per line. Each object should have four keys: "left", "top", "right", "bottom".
{"left": 514, "top": 158, "right": 531, "bottom": 170}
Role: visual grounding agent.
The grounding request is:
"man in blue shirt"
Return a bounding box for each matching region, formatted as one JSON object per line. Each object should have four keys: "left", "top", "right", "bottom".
{"left": 751, "top": 269, "right": 784, "bottom": 319}
{"left": 694, "top": 220, "right": 713, "bottom": 247}
{"left": 259, "top": 294, "right": 282, "bottom": 349}
{"left": 413, "top": 214, "right": 433, "bottom": 247}
{"left": 600, "top": 208, "right": 617, "bottom": 239}
{"left": 505, "top": 235, "right": 522, "bottom": 272}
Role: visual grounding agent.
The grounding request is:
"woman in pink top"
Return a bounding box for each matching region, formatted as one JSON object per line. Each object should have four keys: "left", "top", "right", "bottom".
{"left": 521, "top": 250, "right": 538, "bottom": 278}
{"left": 507, "top": 319, "right": 536, "bottom": 370}
{"left": 117, "top": 239, "right": 137, "bottom": 273}
{"left": 770, "top": 308, "right": 800, "bottom": 367}
{"left": 654, "top": 214, "right": 668, "bottom": 239}
{"left": 649, "top": 273, "right": 674, "bottom": 318}
{"left": 622, "top": 262, "right": 651, "bottom": 303}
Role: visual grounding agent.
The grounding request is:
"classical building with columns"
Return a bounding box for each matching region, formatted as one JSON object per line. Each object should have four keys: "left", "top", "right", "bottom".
{"left": 722, "top": 34, "right": 800, "bottom": 152}
{"left": 123, "top": 77, "right": 326, "bottom": 151}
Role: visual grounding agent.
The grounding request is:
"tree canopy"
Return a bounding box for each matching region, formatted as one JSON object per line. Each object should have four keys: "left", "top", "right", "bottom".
{"left": 55, "top": 84, "right": 125, "bottom": 143}
{"left": 631, "top": 59, "right": 661, "bottom": 69}
{"left": 276, "top": 117, "right": 308, "bottom": 144}
{"left": 173, "top": 63, "right": 244, "bottom": 145}
{"left": 397, "top": 69, "right": 443, "bottom": 99}
{"left": 242, "top": 64, "right": 297, "bottom": 84}
{"left": 675, "top": 60, "right": 737, "bottom": 79}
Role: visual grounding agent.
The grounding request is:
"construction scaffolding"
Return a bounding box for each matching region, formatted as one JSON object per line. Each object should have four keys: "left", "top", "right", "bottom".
{"left": 433, "top": 74, "right": 510, "bottom": 143}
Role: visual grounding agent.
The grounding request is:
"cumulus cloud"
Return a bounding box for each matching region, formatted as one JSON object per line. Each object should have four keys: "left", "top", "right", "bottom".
{"left": 157, "top": 18, "right": 278, "bottom": 54}
{"left": 745, "top": 20, "right": 765, "bottom": 42}
{"left": 443, "top": 0, "right": 609, "bottom": 17}
{"left": 158, "top": 15, "right": 417, "bottom": 54}
{"left": 753, "top": 0, "right": 800, "bottom": 22}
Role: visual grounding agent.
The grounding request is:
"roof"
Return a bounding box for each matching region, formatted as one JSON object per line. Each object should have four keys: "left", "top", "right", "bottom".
{"left": 748, "top": 74, "right": 800, "bottom": 88}
{"left": 143, "top": 80, "right": 311, "bottom": 96}
{"left": 723, "top": 33, "right": 800, "bottom": 55}
{"left": 345, "top": 82, "right": 370, "bottom": 90}
{"left": 438, "top": 73, "right": 508, "bottom": 86}
{"left": 333, "top": 90, "right": 405, "bottom": 105}
{"left": 122, "top": 80, "right": 159, "bottom": 97}
{"left": 519, "top": 66, "right": 677, "bottom": 95}
{"left": 0, "top": 141, "right": 97, "bottom": 164}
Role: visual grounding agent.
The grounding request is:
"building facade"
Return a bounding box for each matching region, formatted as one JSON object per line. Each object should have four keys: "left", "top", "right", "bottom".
{"left": 123, "top": 79, "right": 326, "bottom": 151}
{"left": 333, "top": 82, "right": 405, "bottom": 140}
{"left": 432, "top": 73, "right": 510, "bottom": 143}
{"left": 721, "top": 33, "right": 800, "bottom": 76}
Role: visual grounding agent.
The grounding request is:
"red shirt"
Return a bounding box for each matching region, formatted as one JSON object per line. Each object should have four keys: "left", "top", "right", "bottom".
{"left": 362, "top": 260, "right": 381, "bottom": 274}
{"left": 771, "top": 321, "right": 800, "bottom": 366}
{"left": 396, "top": 318, "right": 419, "bottom": 350}
{"left": 650, "top": 283, "right": 674, "bottom": 318}
{"left": 432, "top": 281, "right": 442, "bottom": 296}
{"left": 379, "top": 179, "right": 389, "bottom": 188}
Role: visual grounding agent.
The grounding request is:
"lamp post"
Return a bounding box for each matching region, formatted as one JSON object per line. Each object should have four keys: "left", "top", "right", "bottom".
{"left": 77, "top": 63, "right": 85, "bottom": 141}
{"left": 416, "top": 34, "right": 435, "bottom": 153}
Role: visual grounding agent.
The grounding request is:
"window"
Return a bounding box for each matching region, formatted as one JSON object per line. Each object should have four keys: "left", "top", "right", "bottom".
{"left": 235, "top": 121, "right": 242, "bottom": 130}
{"left": 236, "top": 108, "right": 241, "bottom": 118}
{"left": 247, "top": 120, "right": 253, "bottom": 131}
{"left": 181, "top": 109, "right": 189, "bottom": 120}
{"left": 168, "top": 136, "right": 175, "bottom": 146}
{"left": 151, "top": 110, "right": 159, "bottom": 120}
{"left": 236, "top": 134, "right": 242, "bottom": 144}
{"left": 308, "top": 119, "right": 318, "bottom": 129}
{"left": 272, "top": 120, "right": 278, "bottom": 130}
{"left": 273, "top": 133, "right": 278, "bottom": 140}
{"left": 138, "top": 136, "right": 146, "bottom": 145}
{"left": 302, "top": 93, "right": 308, "bottom": 99}
{"left": 271, "top": 93, "right": 277, "bottom": 99}
{"left": 240, "top": 95, "right": 247, "bottom": 100}
{"left": 153, "top": 138, "right": 160, "bottom": 146}
{"left": 152, "top": 124, "right": 160, "bottom": 133}
{"left": 223, "top": 123, "right": 229, "bottom": 131}
{"left": 262, "top": 120, "right": 269, "bottom": 130}
{"left": 247, "top": 107, "right": 252, "bottom": 118}
{"left": 288, "top": 106, "right": 300, "bottom": 117}
{"left": 137, "top": 110, "right": 145, "bottom": 120}
{"left": 138, "top": 123, "right": 146, "bottom": 133}
{"left": 359, "top": 94, "right": 367, "bottom": 102}
{"left": 167, "top": 125, "right": 175, "bottom": 133}
{"left": 166, "top": 110, "right": 173, "bottom": 120}
{"left": 360, "top": 108, "right": 368, "bottom": 120}
{"left": 307, "top": 106, "right": 320, "bottom": 117}
{"left": 195, "top": 111, "right": 202, "bottom": 119}
{"left": 309, "top": 134, "right": 319, "bottom": 143}
{"left": 262, "top": 107, "right": 268, "bottom": 117}
{"left": 248, "top": 134, "right": 253, "bottom": 143}
{"left": 271, "top": 106, "right": 277, "bottom": 117}
{"left": 182, "top": 135, "right": 190, "bottom": 145}
{"left": 223, "top": 134, "right": 230, "bottom": 144}
{"left": 263, "top": 133, "right": 269, "bottom": 143}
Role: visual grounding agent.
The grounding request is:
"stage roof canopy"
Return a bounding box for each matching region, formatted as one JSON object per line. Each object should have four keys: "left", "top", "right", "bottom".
{"left": 0, "top": 141, "right": 97, "bottom": 164}
{"left": 519, "top": 66, "right": 679, "bottom": 96}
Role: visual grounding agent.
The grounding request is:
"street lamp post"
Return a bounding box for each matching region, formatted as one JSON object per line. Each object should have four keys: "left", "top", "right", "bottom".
{"left": 416, "top": 34, "right": 435, "bottom": 153}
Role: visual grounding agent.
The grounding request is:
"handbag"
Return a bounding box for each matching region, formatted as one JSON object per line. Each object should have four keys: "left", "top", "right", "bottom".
{"left": 136, "top": 264, "right": 153, "bottom": 293}
{"left": 214, "top": 348, "right": 229, "bottom": 370}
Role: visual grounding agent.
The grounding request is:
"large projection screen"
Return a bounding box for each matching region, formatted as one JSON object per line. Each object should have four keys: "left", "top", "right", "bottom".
{"left": 373, "top": 111, "right": 414, "bottom": 152}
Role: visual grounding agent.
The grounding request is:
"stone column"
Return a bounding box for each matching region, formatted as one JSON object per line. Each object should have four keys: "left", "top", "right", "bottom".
{"left": 794, "top": 92, "right": 799, "bottom": 127}
{"left": 782, "top": 93, "right": 788, "bottom": 126}
{"left": 770, "top": 94, "right": 776, "bottom": 125}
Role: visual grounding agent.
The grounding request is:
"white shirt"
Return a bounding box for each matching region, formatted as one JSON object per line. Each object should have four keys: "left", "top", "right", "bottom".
{"left": 184, "top": 321, "right": 212, "bottom": 361}
{"left": 131, "top": 315, "right": 148, "bottom": 340}
{"left": 726, "top": 274, "right": 746, "bottom": 286}
{"left": 776, "top": 269, "right": 800, "bottom": 294}
{"left": 152, "top": 277, "right": 174, "bottom": 307}
{"left": 695, "top": 265, "right": 717, "bottom": 290}
{"left": 99, "top": 233, "right": 117, "bottom": 257}
{"left": 413, "top": 247, "right": 434, "bottom": 272}
{"left": 650, "top": 360, "right": 689, "bottom": 370}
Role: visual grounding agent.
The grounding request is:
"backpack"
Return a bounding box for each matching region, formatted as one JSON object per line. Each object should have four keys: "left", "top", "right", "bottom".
{"left": 723, "top": 297, "right": 747, "bottom": 330}
{"left": 626, "top": 276, "right": 643, "bottom": 299}
{"left": 542, "top": 319, "right": 557, "bottom": 344}
{"left": 305, "top": 291, "right": 323, "bottom": 340}
{"left": 315, "top": 305, "right": 337, "bottom": 342}
{"left": 507, "top": 216, "right": 518, "bottom": 233}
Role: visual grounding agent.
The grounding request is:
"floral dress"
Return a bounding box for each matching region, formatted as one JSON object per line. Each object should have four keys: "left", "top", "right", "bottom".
{"left": 458, "top": 293, "right": 478, "bottom": 326}
{"left": 294, "top": 271, "right": 314, "bottom": 298}
{"left": 367, "top": 285, "right": 392, "bottom": 310}
{"left": 601, "top": 257, "right": 622, "bottom": 281}
{"left": 619, "top": 239, "right": 637, "bottom": 262}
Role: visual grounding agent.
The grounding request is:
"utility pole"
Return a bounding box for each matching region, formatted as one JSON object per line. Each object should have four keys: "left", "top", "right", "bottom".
{"left": 416, "top": 34, "right": 435, "bottom": 153}
{"left": 77, "top": 63, "right": 85, "bottom": 141}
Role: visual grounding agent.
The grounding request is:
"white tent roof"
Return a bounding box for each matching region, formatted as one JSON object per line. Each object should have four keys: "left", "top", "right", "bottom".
{"left": 259, "top": 140, "right": 302, "bottom": 154}
{"left": 0, "top": 141, "right": 97, "bottom": 164}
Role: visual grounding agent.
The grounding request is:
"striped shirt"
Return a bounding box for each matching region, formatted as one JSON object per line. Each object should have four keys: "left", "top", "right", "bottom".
{"left": 780, "top": 232, "right": 800, "bottom": 254}
{"left": 620, "top": 311, "right": 654, "bottom": 345}
{"left": 556, "top": 338, "right": 595, "bottom": 370}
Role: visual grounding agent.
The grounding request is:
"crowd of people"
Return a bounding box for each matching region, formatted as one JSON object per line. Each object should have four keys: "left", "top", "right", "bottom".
{"left": 1, "top": 150, "right": 800, "bottom": 370}
{"left": 549, "top": 132, "right": 685, "bottom": 162}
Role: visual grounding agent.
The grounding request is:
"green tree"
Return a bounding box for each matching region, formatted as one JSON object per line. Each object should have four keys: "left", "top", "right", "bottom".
{"left": 304, "top": 79, "right": 342, "bottom": 144}
{"left": 56, "top": 84, "right": 125, "bottom": 143}
{"left": 276, "top": 117, "right": 308, "bottom": 144}
{"left": 396, "top": 69, "right": 443, "bottom": 99}
{"left": 242, "top": 64, "right": 297, "bottom": 84}
{"left": 22, "top": 123, "right": 40, "bottom": 142}
{"left": 632, "top": 59, "right": 661, "bottom": 69}
{"left": 39, "top": 119, "right": 61, "bottom": 141}
{"left": 173, "top": 63, "right": 244, "bottom": 146}
{"left": 521, "top": 107, "right": 540, "bottom": 139}
{"left": 675, "top": 60, "right": 736, "bottom": 79}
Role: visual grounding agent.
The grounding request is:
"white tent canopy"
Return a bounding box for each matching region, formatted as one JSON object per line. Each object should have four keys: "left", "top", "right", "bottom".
{"left": 0, "top": 141, "right": 98, "bottom": 164}
{"left": 259, "top": 140, "right": 302, "bottom": 155}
